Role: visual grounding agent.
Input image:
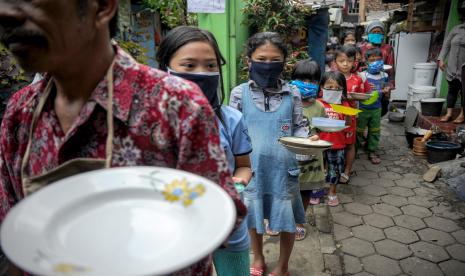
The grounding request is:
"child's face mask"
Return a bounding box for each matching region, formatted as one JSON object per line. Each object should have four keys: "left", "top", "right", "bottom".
{"left": 322, "top": 89, "right": 343, "bottom": 104}
{"left": 367, "top": 60, "right": 384, "bottom": 74}
{"left": 291, "top": 80, "right": 319, "bottom": 99}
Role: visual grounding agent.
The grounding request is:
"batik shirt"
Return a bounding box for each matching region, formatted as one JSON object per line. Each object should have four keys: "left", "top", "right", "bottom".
{"left": 0, "top": 46, "right": 246, "bottom": 276}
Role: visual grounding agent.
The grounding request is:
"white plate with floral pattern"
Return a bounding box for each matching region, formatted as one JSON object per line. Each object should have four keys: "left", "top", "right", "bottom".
{"left": 1, "top": 167, "right": 236, "bottom": 276}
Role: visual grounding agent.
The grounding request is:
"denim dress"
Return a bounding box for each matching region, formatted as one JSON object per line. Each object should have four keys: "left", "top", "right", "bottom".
{"left": 240, "top": 84, "right": 306, "bottom": 234}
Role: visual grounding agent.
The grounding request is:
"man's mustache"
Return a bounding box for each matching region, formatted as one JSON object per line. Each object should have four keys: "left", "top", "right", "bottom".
{"left": 1, "top": 28, "right": 47, "bottom": 48}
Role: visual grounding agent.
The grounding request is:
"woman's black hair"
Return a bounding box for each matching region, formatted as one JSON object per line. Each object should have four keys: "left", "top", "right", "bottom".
{"left": 340, "top": 30, "right": 356, "bottom": 45}
{"left": 365, "top": 47, "right": 383, "bottom": 60}
{"left": 354, "top": 46, "right": 362, "bottom": 55}
{"left": 291, "top": 59, "right": 321, "bottom": 83}
{"left": 156, "top": 26, "right": 226, "bottom": 122}
{"left": 246, "top": 32, "right": 288, "bottom": 59}
{"left": 335, "top": 44, "right": 357, "bottom": 60}
{"left": 320, "top": 71, "right": 347, "bottom": 98}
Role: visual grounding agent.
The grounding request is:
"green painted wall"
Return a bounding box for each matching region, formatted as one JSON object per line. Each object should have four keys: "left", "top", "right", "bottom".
{"left": 440, "top": 0, "right": 460, "bottom": 97}
{"left": 198, "top": 1, "right": 249, "bottom": 104}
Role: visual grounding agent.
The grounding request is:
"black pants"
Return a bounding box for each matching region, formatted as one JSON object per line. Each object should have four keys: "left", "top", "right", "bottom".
{"left": 447, "top": 79, "right": 464, "bottom": 108}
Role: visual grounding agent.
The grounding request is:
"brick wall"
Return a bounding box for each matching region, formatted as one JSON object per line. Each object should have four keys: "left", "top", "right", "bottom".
{"left": 366, "top": 0, "right": 401, "bottom": 12}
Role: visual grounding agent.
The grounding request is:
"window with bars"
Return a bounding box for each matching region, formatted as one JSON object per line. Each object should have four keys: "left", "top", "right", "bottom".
{"left": 348, "top": 0, "right": 360, "bottom": 14}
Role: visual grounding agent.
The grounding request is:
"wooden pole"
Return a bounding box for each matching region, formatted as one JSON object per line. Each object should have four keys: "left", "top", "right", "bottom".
{"left": 359, "top": 0, "right": 366, "bottom": 23}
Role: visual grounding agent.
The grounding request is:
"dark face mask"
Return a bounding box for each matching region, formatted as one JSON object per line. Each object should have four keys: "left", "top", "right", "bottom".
{"left": 249, "top": 61, "right": 284, "bottom": 88}
{"left": 169, "top": 69, "right": 221, "bottom": 110}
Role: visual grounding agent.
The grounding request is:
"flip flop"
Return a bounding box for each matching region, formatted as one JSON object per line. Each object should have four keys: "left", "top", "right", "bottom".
{"left": 328, "top": 195, "right": 340, "bottom": 207}
{"left": 369, "top": 154, "right": 381, "bottom": 165}
{"left": 265, "top": 222, "right": 279, "bottom": 236}
{"left": 309, "top": 197, "right": 320, "bottom": 205}
{"left": 423, "top": 165, "right": 441, "bottom": 182}
{"left": 339, "top": 173, "right": 350, "bottom": 184}
{"left": 251, "top": 265, "right": 267, "bottom": 276}
{"left": 268, "top": 272, "right": 290, "bottom": 276}
{"left": 295, "top": 226, "right": 307, "bottom": 241}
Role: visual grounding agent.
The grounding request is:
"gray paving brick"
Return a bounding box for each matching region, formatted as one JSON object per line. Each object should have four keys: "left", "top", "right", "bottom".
{"left": 320, "top": 233, "right": 336, "bottom": 254}
{"left": 446, "top": 244, "right": 465, "bottom": 262}
{"left": 395, "top": 178, "right": 421, "bottom": 189}
{"left": 394, "top": 215, "right": 427, "bottom": 231}
{"left": 362, "top": 254, "right": 402, "bottom": 276}
{"left": 430, "top": 205, "right": 465, "bottom": 220}
{"left": 401, "top": 204, "right": 433, "bottom": 218}
{"left": 356, "top": 170, "right": 380, "bottom": 179}
{"left": 373, "top": 178, "right": 396, "bottom": 188}
{"left": 400, "top": 257, "right": 445, "bottom": 276}
{"left": 403, "top": 173, "right": 423, "bottom": 180}
{"left": 388, "top": 186, "right": 415, "bottom": 197}
{"left": 451, "top": 230, "right": 465, "bottom": 244}
{"left": 361, "top": 185, "right": 388, "bottom": 197}
{"left": 329, "top": 204, "right": 344, "bottom": 214}
{"left": 413, "top": 187, "right": 441, "bottom": 196}
{"left": 334, "top": 223, "right": 352, "bottom": 241}
{"left": 375, "top": 239, "right": 412, "bottom": 260}
{"left": 408, "top": 196, "right": 437, "bottom": 208}
{"left": 385, "top": 226, "right": 419, "bottom": 244}
{"left": 424, "top": 216, "right": 461, "bottom": 233}
{"left": 387, "top": 166, "right": 405, "bottom": 174}
{"left": 373, "top": 203, "right": 402, "bottom": 217}
{"left": 363, "top": 213, "right": 395, "bottom": 229}
{"left": 344, "top": 202, "right": 373, "bottom": 216}
{"left": 439, "top": 259, "right": 465, "bottom": 276}
{"left": 353, "top": 195, "right": 381, "bottom": 205}
{"left": 352, "top": 272, "right": 374, "bottom": 276}
{"left": 332, "top": 212, "right": 363, "bottom": 228}
{"left": 350, "top": 177, "right": 372, "bottom": 187}
{"left": 417, "top": 228, "right": 455, "bottom": 246}
{"left": 338, "top": 193, "right": 353, "bottom": 204}
{"left": 379, "top": 171, "right": 403, "bottom": 181}
{"left": 364, "top": 163, "right": 388, "bottom": 172}
{"left": 343, "top": 254, "right": 362, "bottom": 274}
{"left": 381, "top": 194, "right": 408, "bottom": 207}
{"left": 410, "top": 241, "right": 450, "bottom": 263}
{"left": 341, "top": 237, "right": 375, "bottom": 257}
{"left": 323, "top": 254, "right": 343, "bottom": 276}
{"left": 352, "top": 225, "right": 385, "bottom": 242}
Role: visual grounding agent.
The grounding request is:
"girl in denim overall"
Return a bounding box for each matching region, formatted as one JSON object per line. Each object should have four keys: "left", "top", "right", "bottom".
{"left": 230, "top": 32, "right": 307, "bottom": 276}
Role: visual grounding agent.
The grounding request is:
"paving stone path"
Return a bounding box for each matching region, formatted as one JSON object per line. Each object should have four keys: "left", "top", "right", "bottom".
{"left": 330, "top": 119, "right": 465, "bottom": 276}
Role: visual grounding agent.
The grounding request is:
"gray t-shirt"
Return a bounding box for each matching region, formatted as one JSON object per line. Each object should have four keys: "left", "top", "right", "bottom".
{"left": 439, "top": 23, "right": 465, "bottom": 81}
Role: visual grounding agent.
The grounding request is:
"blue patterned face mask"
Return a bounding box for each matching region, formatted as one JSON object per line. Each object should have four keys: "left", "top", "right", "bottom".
{"left": 368, "top": 33, "right": 384, "bottom": 45}
{"left": 291, "top": 80, "right": 319, "bottom": 99}
{"left": 368, "top": 60, "right": 384, "bottom": 74}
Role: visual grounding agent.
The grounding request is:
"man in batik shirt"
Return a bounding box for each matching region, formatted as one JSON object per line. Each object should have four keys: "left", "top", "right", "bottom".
{"left": 0, "top": 0, "right": 246, "bottom": 275}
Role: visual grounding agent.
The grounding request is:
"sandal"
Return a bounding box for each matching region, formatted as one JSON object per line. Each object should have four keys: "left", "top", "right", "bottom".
{"left": 328, "top": 195, "right": 340, "bottom": 207}
{"left": 369, "top": 153, "right": 381, "bottom": 165}
{"left": 295, "top": 225, "right": 307, "bottom": 241}
{"left": 453, "top": 117, "right": 465, "bottom": 124}
{"left": 251, "top": 265, "right": 267, "bottom": 276}
{"left": 265, "top": 222, "right": 279, "bottom": 236}
{"left": 309, "top": 197, "right": 320, "bottom": 205}
{"left": 339, "top": 173, "right": 350, "bottom": 184}
{"left": 440, "top": 114, "right": 453, "bottom": 122}
{"left": 268, "top": 273, "right": 290, "bottom": 276}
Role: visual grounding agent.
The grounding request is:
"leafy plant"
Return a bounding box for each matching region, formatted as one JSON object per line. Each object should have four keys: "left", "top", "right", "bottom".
{"left": 240, "top": 0, "right": 312, "bottom": 79}
{"left": 116, "top": 37, "right": 149, "bottom": 65}
{"left": 242, "top": 0, "right": 313, "bottom": 37}
{"left": 143, "top": 0, "right": 197, "bottom": 28}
